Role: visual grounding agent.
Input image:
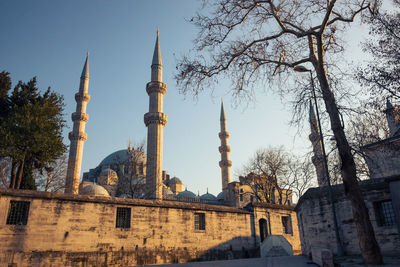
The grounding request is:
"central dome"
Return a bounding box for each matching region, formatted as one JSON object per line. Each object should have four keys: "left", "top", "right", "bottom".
{"left": 99, "top": 149, "right": 129, "bottom": 166}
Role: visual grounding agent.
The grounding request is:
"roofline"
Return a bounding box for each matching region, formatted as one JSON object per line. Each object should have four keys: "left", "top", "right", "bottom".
{"left": 0, "top": 189, "right": 249, "bottom": 214}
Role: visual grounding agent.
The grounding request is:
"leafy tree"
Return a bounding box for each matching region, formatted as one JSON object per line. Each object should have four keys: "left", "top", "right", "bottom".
{"left": 176, "top": 0, "right": 382, "bottom": 263}
{"left": 358, "top": 0, "right": 400, "bottom": 101}
{"left": 0, "top": 73, "right": 66, "bottom": 189}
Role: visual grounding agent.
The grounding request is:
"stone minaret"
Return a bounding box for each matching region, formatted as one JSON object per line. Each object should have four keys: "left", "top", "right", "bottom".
{"left": 65, "top": 53, "right": 90, "bottom": 194}
{"left": 308, "top": 100, "right": 328, "bottom": 187}
{"left": 144, "top": 30, "right": 167, "bottom": 200}
{"left": 219, "top": 100, "right": 232, "bottom": 201}
{"left": 384, "top": 99, "right": 399, "bottom": 137}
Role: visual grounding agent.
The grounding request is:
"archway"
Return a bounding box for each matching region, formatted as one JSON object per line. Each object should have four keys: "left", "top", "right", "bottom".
{"left": 259, "top": 218, "right": 268, "bottom": 242}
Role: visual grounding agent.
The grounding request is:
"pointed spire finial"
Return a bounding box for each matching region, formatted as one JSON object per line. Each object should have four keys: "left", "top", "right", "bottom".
{"left": 128, "top": 138, "right": 132, "bottom": 151}
{"left": 220, "top": 99, "right": 226, "bottom": 121}
{"left": 152, "top": 28, "right": 162, "bottom": 66}
{"left": 387, "top": 98, "right": 394, "bottom": 110}
{"left": 81, "top": 52, "right": 89, "bottom": 79}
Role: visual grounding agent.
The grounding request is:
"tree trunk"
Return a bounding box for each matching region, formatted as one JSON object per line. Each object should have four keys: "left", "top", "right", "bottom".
{"left": 10, "top": 160, "right": 18, "bottom": 189}
{"left": 16, "top": 158, "right": 25, "bottom": 189}
{"left": 313, "top": 35, "right": 383, "bottom": 264}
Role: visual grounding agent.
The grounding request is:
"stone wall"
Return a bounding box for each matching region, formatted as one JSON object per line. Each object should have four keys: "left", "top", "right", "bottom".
{"left": 0, "top": 189, "right": 259, "bottom": 266}
{"left": 252, "top": 203, "right": 301, "bottom": 255}
{"left": 295, "top": 178, "right": 400, "bottom": 256}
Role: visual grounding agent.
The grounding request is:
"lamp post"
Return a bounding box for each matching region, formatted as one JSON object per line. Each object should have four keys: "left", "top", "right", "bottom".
{"left": 294, "top": 65, "right": 344, "bottom": 256}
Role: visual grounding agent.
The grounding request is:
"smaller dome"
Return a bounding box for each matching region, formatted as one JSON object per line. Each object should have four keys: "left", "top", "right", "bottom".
{"left": 200, "top": 192, "right": 217, "bottom": 201}
{"left": 177, "top": 189, "right": 197, "bottom": 199}
{"left": 80, "top": 183, "right": 110, "bottom": 197}
{"left": 217, "top": 192, "right": 224, "bottom": 200}
{"left": 169, "top": 177, "right": 183, "bottom": 184}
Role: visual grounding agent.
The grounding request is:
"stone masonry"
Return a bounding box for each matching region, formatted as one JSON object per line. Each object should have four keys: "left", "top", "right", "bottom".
{"left": 65, "top": 53, "right": 90, "bottom": 194}
{"left": 219, "top": 100, "right": 232, "bottom": 203}
{"left": 144, "top": 30, "right": 167, "bottom": 200}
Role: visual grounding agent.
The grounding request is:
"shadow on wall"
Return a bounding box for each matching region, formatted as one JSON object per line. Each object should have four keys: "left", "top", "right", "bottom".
{"left": 1, "top": 236, "right": 260, "bottom": 266}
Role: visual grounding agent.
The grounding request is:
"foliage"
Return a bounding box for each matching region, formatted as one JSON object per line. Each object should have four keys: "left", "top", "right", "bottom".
{"left": 0, "top": 72, "right": 66, "bottom": 189}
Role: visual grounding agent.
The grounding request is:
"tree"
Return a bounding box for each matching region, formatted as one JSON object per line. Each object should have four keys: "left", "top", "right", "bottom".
{"left": 0, "top": 73, "right": 66, "bottom": 190}
{"left": 358, "top": 0, "right": 400, "bottom": 101}
{"left": 114, "top": 140, "right": 148, "bottom": 198}
{"left": 35, "top": 153, "right": 68, "bottom": 192}
{"left": 176, "top": 0, "right": 382, "bottom": 263}
{"left": 240, "top": 146, "right": 315, "bottom": 204}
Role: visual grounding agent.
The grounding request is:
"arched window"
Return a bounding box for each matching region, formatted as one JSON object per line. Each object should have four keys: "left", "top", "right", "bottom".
{"left": 259, "top": 218, "right": 268, "bottom": 242}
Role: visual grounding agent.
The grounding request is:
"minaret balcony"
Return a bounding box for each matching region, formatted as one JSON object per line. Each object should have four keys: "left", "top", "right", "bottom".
{"left": 146, "top": 81, "right": 167, "bottom": 95}
{"left": 219, "top": 145, "right": 231, "bottom": 153}
{"left": 219, "top": 132, "right": 230, "bottom": 139}
{"left": 68, "top": 131, "right": 88, "bottom": 141}
{"left": 75, "top": 93, "right": 91, "bottom": 102}
{"left": 219, "top": 160, "right": 232, "bottom": 168}
{"left": 144, "top": 112, "right": 168, "bottom": 127}
{"left": 71, "top": 112, "right": 89, "bottom": 123}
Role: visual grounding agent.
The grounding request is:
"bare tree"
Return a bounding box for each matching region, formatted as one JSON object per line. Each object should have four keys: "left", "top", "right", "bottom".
{"left": 0, "top": 157, "right": 11, "bottom": 188}
{"left": 240, "top": 146, "right": 315, "bottom": 204}
{"left": 176, "top": 0, "right": 382, "bottom": 262}
{"left": 35, "top": 153, "right": 68, "bottom": 192}
{"left": 358, "top": 0, "right": 400, "bottom": 102}
{"left": 115, "top": 140, "right": 149, "bottom": 198}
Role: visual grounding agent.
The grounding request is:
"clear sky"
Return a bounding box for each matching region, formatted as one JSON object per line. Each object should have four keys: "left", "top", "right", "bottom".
{"left": 0, "top": 1, "right": 370, "bottom": 196}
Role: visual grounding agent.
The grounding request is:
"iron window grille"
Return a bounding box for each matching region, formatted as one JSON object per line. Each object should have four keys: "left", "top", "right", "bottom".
{"left": 194, "top": 213, "right": 205, "bottom": 230}
{"left": 6, "top": 201, "right": 30, "bottom": 225}
{"left": 116, "top": 207, "right": 131, "bottom": 228}
{"left": 375, "top": 200, "right": 396, "bottom": 226}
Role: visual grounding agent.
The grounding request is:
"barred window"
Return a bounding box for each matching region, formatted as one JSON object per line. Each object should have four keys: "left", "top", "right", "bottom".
{"left": 374, "top": 201, "right": 396, "bottom": 226}
{"left": 194, "top": 213, "right": 205, "bottom": 231}
{"left": 116, "top": 207, "right": 131, "bottom": 228}
{"left": 6, "top": 201, "right": 30, "bottom": 225}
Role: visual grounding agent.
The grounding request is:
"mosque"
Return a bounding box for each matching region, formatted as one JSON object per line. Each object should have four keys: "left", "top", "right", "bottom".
{"left": 0, "top": 32, "right": 300, "bottom": 266}
{"left": 65, "top": 30, "right": 279, "bottom": 208}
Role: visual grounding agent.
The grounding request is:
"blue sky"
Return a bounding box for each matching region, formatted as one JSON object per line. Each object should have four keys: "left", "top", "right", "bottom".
{"left": 0, "top": 1, "right": 370, "bottom": 196}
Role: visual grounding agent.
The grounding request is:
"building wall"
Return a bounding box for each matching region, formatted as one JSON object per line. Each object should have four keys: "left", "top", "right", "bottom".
{"left": 363, "top": 137, "right": 400, "bottom": 179}
{"left": 252, "top": 203, "right": 301, "bottom": 255}
{"left": 0, "top": 189, "right": 258, "bottom": 266}
{"left": 295, "top": 179, "right": 400, "bottom": 256}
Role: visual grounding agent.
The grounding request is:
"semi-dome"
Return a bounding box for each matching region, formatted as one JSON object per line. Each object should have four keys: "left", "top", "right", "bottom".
{"left": 217, "top": 192, "right": 224, "bottom": 200}
{"left": 177, "top": 189, "right": 197, "bottom": 199}
{"left": 200, "top": 192, "right": 217, "bottom": 201}
{"left": 80, "top": 183, "right": 110, "bottom": 197}
{"left": 169, "top": 177, "right": 183, "bottom": 184}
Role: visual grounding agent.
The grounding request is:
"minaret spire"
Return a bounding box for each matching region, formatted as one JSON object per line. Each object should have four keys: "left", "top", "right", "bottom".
{"left": 144, "top": 30, "right": 168, "bottom": 200}
{"left": 219, "top": 99, "right": 232, "bottom": 202}
{"left": 65, "top": 54, "right": 91, "bottom": 194}
{"left": 308, "top": 100, "right": 328, "bottom": 187}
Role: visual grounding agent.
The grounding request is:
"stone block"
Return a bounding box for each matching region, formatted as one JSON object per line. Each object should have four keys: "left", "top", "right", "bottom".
{"left": 311, "top": 247, "right": 333, "bottom": 267}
